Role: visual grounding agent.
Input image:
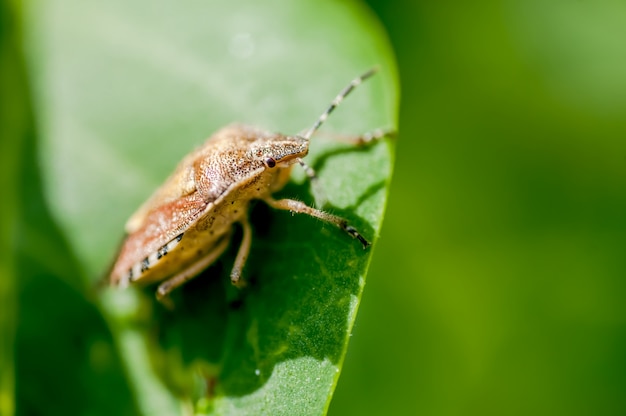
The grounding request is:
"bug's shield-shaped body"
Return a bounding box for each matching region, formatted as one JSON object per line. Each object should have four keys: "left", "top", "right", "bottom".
{"left": 110, "top": 69, "right": 383, "bottom": 304}
{"left": 110, "top": 124, "right": 306, "bottom": 296}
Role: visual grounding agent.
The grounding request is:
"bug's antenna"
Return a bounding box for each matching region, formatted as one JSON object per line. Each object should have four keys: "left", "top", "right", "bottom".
{"left": 302, "top": 67, "right": 378, "bottom": 141}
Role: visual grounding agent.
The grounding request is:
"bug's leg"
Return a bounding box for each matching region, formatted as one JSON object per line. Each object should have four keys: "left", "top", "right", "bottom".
{"left": 296, "top": 158, "right": 326, "bottom": 207}
{"left": 263, "top": 196, "right": 370, "bottom": 249}
{"left": 156, "top": 234, "right": 230, "bottom": 308}
{"left": 230, "top": 216, "right": 253, "bottom": 287}
{"left": 317, "top": 128, "right": 396, "bottom": 146}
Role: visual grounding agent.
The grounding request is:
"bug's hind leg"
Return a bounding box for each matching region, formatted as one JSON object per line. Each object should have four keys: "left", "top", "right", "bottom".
{"left": 156, "top": 233, "right": 230, "bottom": 308}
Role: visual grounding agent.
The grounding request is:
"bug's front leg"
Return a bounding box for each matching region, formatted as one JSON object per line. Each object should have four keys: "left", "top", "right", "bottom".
{"left": 296, "top": 158, "right": 326, "bottom": 207}
{"left": 315, "top": 128, "right": 396, "bottom": 146}
{"left": 156, "top": 233, "right": 230, "bottom": 308}
{"left": 262, "top": 196, "right": 370, "bottom": 249}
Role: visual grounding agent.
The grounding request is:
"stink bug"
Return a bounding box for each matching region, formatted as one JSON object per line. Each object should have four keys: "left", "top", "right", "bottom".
{"left": 109, "top": 68, "right": 388, "bottom": 304}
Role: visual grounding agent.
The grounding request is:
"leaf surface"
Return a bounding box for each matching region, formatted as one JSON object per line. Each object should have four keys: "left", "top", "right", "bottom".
{"left": 25, "top": 0, "right": 398, "bottom": 414}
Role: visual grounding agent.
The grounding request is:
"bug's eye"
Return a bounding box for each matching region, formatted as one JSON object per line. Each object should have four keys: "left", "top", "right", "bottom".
{"left": 264, "top": 157, "right": 277, "bottom": 168}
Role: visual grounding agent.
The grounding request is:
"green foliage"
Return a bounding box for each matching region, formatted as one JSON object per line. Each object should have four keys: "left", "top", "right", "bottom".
{"left": 331, "top": 1, "right": 626, "bottom": 415}
{"left": 12, "top": 0, "right": 397, "bottom": 415}
{"left": 0, "top": 2, "right": 26, "bottom": 414}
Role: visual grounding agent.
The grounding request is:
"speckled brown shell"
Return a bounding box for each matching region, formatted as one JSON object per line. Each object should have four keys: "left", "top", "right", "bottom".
{"left": 109, "top": 123, "right": 308, "bottom": 286}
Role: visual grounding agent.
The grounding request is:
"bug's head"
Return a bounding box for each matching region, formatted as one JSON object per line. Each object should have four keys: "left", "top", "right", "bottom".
{"left": 250, "top": 134, "right": 309, "bottom": 170}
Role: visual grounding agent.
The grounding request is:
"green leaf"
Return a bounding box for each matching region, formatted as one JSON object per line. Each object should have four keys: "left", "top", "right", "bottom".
{"left": 0, "top": 1, "right": 27, "bottom": 414}
{"left": 4, "top": 2, "right": 136, "bottom": 416}
{"left": 25, "top": 0, "right": 398, "bottom": 414}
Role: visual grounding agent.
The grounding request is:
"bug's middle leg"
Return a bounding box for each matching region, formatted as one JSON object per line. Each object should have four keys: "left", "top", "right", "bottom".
{"left": 230, "top": 216, "right": 252, "bottom": 287}
{"left": 156, "top": 233, "right": 230, "bottom": 307}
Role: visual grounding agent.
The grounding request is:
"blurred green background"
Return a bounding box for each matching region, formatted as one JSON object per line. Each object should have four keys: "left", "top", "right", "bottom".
{"left": 3, "top": 0, "right": 626, "bottom": 415}
{"left": 332, "top": 0, "right": 626, "bottom": 415}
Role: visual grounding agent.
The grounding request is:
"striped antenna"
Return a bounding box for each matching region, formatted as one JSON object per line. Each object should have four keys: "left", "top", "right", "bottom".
{"left": 302, "top": 67, "right": 378, "bottom": 140}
